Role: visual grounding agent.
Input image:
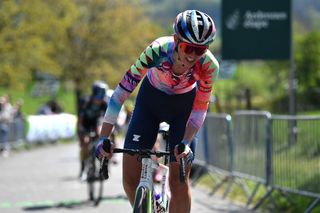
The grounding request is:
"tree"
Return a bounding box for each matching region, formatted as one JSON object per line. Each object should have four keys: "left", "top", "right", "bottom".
{"left": 0, "top": 0, "right": 77, "bottom": 89}
{"left": 63, "top": 0, "right": 163, "bottom": 111}
{"left": 296, "top": 31, "right": 320, "bottom": 89}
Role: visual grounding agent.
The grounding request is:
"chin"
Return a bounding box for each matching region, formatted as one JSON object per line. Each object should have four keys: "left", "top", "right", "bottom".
{"left": 185, "top": 60, "right": 196, "bottom": 67}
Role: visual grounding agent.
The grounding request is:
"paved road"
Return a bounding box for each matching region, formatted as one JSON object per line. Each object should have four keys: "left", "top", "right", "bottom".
{"left": 0, "top": 142, "right": 254, "bottom": 213}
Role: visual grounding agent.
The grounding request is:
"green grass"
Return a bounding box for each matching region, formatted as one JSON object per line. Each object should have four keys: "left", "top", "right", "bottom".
{"left": 196, "top": 172, "right": 320, "bottom": 213}
{"left": 0, "top": 86, "right": 76, "bottom": 115}
{"left": 299, "top": 111, "right": 320, "bottom": 116}
{"left": 195, "top": 117, "right": 320, "bottom": 213}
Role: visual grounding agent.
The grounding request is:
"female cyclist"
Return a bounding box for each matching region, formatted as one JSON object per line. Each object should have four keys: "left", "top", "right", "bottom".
{"left": 96, "top": 10, "right": 219, "bottom": 213}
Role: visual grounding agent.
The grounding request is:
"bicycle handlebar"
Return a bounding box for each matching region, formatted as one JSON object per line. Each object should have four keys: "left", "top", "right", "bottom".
{"left": 100, "top": 142, "right": 186, "bottom": 184}
{"left": 112, "top": 148, "right": 171, "bottom": 158}
{"left": 177, "top": 143, "right": 186, "bottom": 183}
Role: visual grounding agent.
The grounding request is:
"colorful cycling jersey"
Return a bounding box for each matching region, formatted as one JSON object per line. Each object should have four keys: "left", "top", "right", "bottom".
{"left": 79, "top": 96, "right": 107, "bottom": 132}
{"left": 104, "top": 36, "right": 219, "bottom": 130}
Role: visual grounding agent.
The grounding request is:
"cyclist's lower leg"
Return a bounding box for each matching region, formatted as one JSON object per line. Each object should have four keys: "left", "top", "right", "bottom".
{"left": 79, "top": 139, "right": 89, "bottom": 179}
{"left": 122, "top": 153, "right": 142, "bottom": 206}
{"left": 169, "top": 162, "right": 192, "bottom": 213}
{"left": 79, "top": 136, "right": 85, "bottom": 177}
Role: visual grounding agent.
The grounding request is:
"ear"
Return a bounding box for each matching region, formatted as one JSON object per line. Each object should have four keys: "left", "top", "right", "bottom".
{"left": 173, "top": 34, "right": 179, "bottom": 43}
{"left": 173, "top": 34, "right": 180, "bottom": 49}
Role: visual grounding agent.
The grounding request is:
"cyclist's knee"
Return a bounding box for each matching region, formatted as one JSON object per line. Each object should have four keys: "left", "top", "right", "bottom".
{"left": 169, "top": 163, "right": 190, "bottom": 194}
{"left": 122, "top": 155, "right": 141, "bottom": 188}
{"left": 169, "top": 177, "right": 190, "bottom": 193}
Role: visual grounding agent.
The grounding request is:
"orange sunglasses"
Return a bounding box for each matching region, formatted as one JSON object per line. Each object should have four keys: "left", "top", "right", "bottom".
{"left": 179, "top": 41, "right": 208, "bottom": 56}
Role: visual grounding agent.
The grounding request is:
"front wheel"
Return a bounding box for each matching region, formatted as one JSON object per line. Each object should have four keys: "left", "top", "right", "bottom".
{"left": 133, "top": 186, "right": 152, "bottom": 213}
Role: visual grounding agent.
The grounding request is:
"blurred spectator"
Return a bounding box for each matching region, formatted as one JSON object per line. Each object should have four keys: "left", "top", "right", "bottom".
{"left": 12, "top": 99, "right": 24, "bottom": 119}
{"left": 12, "top": 99, "right": 25, "bottom": 143}
{"left": 37, "top": 99, "right": 63, "bottom": 115}
{"left": 37, "top": 99, "right": 63, "bottom": 144}
{"left": 0, "top": 95, "right": 13, "bottom": 157}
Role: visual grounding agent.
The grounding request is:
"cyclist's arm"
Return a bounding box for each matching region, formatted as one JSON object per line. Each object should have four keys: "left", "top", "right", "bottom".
{"left": 182, "top": 125, "right": 198, "bottom": 144}
{"left": 100, "top": 122, "right": 114, "bottom": 138}
{"left": 184, "top": 52, "right": 219, "bottom": 144}
{"left": 77, "top": 108, "right": 86, "bottom": 135}
{"left": 100, "top": 39, "right": 162, "bottom": 138}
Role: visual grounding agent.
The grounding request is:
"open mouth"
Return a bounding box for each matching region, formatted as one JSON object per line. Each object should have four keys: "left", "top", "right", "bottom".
{"left": 185, "top": 56, "right": 195, "bottom": 63}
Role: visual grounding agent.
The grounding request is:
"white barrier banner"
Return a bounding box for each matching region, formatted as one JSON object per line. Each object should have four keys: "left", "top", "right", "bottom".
{"left": 26, "top": 113, "right": 77, "bottom": 142}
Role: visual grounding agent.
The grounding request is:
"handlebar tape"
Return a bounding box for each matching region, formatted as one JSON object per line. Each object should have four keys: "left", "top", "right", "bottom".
{"left": 177, "top": 143, "right": 186, "bottom": 183}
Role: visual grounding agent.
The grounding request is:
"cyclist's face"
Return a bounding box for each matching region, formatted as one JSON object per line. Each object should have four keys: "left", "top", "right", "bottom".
{"left": 175, "top": 36, "right": 208, "bottom": 67}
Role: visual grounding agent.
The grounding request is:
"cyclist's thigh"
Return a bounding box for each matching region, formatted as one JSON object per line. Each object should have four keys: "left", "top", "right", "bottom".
{"left": 123, "top": 153, "right": 141, "bottom": 185}
{"left": 124, "top": 107, "right": 159, "bottom": 149}
{"left": 124, "top": 80, "right": 160, "bottom": 150}
{"left": 168, "top": 87, "right": 196, "bottom": 159}
{"left": 169, "top": 161, "right": 191, "bottom": 185}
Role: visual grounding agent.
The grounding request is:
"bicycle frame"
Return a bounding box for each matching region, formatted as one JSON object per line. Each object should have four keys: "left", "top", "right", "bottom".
{"left": 100, "top": 122, "right": 186, "bottom": 212}
{"left": 135, "top": 157, "right": 170, "bottom": 213}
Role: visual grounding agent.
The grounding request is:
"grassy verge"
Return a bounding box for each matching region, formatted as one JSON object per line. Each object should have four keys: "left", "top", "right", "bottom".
{"left": 194, "top": 170, "right": 320, "bottom": 213}
{"left": 0, "top": 86, "right": 76, "bottom": 115}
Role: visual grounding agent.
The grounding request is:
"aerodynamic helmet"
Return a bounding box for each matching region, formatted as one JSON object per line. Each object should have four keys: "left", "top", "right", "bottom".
{"left": 173, "top": 10, "right": 216, "bottom": 46}
{"left": 92, "top": 80, "right": 108, "bottom": 101}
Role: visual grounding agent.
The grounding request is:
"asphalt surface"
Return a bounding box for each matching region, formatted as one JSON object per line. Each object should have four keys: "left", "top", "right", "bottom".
{"left": 0, "top": 142, "right": 254, "bottom": 213}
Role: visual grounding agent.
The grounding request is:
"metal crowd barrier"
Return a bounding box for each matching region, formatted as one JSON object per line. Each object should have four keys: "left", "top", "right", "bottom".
{"left": 192, "top": 113, "right": 234, "bottom": 197}
{"left": 233, "top": 111, "right": 272, "bottom": 206}
{"left": 193, "top": 111, "right": 320, "bottom": 213}
{"left": 254, "top": 115, "right": 320, "bottom": 212}
{"left": 1, "top": 113, "right": 77, "bottom": 151}
{"left": 0, "top": 118, "right": 26, "bottom": 150}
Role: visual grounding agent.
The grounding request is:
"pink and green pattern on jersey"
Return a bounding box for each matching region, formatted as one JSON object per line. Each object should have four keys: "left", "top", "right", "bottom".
{"left": 104, "top": 36, "right": 219, "bottom": 130}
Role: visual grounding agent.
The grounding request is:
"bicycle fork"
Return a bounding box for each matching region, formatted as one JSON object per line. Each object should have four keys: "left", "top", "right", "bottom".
{"left": 138, "top": 158, "right": 154, "bottom": 189}
{"left": 159, "top": 164, "right": 170, "bottom": 212}
{"left": 137, "top": 158, "right": 170, "bottom": 213}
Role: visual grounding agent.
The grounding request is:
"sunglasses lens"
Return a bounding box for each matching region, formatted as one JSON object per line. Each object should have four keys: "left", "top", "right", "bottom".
{"left": 180, "top": 42, "right": 207, "bottom": 56}
{"left": 194, "top": 47, "right": 207, "bottom": 55}
{"left": 184, "top": 45, "right": 194, "bottom": 54}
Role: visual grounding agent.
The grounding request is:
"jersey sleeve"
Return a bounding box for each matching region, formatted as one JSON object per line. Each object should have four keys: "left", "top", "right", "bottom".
{"left": 187, "top": 51, "right": 219, "bottom": 130}
{"left": 103, "top": 39, "right": 164, "bottom": 124}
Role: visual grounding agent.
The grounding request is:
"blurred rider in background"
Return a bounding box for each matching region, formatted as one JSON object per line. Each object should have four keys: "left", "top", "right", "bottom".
{"left": 77, "top": 80, "right": 108, "bottom": 179}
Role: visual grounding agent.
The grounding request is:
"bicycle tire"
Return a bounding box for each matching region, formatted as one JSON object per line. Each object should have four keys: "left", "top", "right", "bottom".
{"left": 133, "top": 186, "right": 152, "bottom": 213}
{"left": 87, "top": 144, "right": 104, "bottom": 205}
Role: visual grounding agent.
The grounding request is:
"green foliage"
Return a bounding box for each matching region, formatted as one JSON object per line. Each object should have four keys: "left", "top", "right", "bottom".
{"left": 0, "top": 83, "right": 75, "bottom": 115}
{"left": 0, "top": 0, "right": 163, "bottom": 97}
{"left": 1, "top": 0, "right": 320, "bottom": 114}
{"left": 64, "top": 0, "right": 163, "bottom": 95}
{"left": 144, "top": 0, "right": 220, "bottom": 31}
{"left": 0, "top": 0, "right": 78, "bottom": 89}
{"left": 296, "top": 30, "right": 320, "bottom": 89}
{"left": 214, "top": 61, "right": 289, "bottom": 112}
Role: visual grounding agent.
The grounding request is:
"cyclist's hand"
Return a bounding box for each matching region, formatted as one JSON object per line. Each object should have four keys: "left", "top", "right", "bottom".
{"left": 95, "top": 137, "right": 114, "bottom": 160}
{"left": 174, "top": 141, "right": 194, "bottom": 166}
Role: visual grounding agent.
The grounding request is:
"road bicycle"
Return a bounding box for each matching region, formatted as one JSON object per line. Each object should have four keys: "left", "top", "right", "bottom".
{"left": 85, "top": 131, "right": 104, "bottom": 206}
{"left": 99, "top": 124, "right": 186, "bottom": 213}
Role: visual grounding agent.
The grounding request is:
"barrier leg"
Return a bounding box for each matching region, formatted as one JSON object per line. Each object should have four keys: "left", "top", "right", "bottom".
{"left": 251, "top": 187, "right": 274, "bottom": 211}
{"left": 304, "top": 197, "right": 320, "bottom": 213}
{"left": 209, "top": 176, "right": 229, "bottom": 196}
{"left": 235, "top": 178, "right": 250, "bottom": 199}
{"left": 191, "top": 165, "right": 208, "bottom": 187}
{"left": 246, "top": 182, "right": 261, "bottom": 206}
{"left": 222, "top": 175, "right": 234, "bottom": 199}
